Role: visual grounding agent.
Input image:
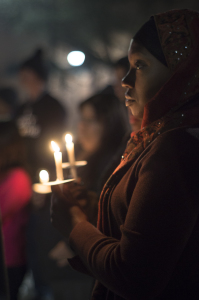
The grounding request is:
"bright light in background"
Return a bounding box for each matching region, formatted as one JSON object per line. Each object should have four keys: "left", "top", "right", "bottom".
{"left": 67, "top": 51, "right": 85, "bottom": 67}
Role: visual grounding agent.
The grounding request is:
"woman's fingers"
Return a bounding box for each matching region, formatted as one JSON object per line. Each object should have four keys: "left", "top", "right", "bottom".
{"left": 64, "top": 182, "right": 88, "bottom": 202}
{"left": 50, "top": 182, "right": 88, "bottom": 236}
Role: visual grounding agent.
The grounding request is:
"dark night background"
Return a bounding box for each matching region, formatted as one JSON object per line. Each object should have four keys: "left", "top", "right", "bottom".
{"left": 0, "top": 1, "right": 199, "bottom": 298}
{"left": 0, "top": 0, "right": 198, "bottom": 130}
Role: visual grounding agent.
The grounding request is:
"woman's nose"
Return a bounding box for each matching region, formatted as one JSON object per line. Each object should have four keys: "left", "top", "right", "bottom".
{"left": 121, "top": 69, "right": 135, "bottom": 89}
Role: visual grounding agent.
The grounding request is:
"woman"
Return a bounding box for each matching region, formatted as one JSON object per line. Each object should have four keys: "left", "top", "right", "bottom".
{"left": 51, "top": 9, "right": 199, "bottom": 299}
{"left": 76, "top": 93, "right": 130, "bottom": 194}
{"left": 0, "top": 121, "right": 32, "bottom": 300}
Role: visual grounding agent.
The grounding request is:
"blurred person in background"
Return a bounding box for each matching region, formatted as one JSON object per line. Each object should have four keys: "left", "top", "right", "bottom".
{"left": 0, "top": 120, "right": 32, "bottom": 300}
{"left": 16, "top": 49, "right": 67, "bottom": 300}
{"left": 0, "top": 87, "right": 20, "bottom": 300}
{"left": 0, "top": 220, "right": 9, "bottom": 300}
{"left": 17, "top": 49, "right": 66, "bottom": 182}
{"left": 47, "top": 93, "right": 130, "bottom": 299}
{"left": 76, "top": 93, "right": 130, "bottom": 195}
{"left": 0, "top": 88, "right": 18, "bottom": 122}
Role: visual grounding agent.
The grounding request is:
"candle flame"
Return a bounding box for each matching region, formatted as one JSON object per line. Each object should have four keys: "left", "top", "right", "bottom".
{"left": 39, "top": 170, "right": 49, "bottom": 183}
{"left": 65, "top": 133, "right": 73, "bottom": 143}
{"left": 51, "top": 141, "right": 60, "bottom": 152}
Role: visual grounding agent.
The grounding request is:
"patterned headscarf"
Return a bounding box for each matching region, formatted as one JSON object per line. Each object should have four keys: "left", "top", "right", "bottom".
{"left": 119, "top": 9, "right": 199, "bottom": 169}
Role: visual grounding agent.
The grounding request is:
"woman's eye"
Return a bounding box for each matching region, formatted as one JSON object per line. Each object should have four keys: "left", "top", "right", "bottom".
{"left": 135, "top": 61, "right": 144, "bottom": 70}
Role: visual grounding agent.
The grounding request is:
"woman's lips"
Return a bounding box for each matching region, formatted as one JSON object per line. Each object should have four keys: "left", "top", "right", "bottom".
{"left": 125, "top": 92, "right": 135, "bottom": 100}
{"left": 125, "top": 97, "right": 135, "bottom": 106}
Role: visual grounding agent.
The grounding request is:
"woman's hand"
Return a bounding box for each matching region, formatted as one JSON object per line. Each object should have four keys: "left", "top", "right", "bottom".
{"left": 63, "top": 179, "right": 89, "bottom": 208}
{"left": 50, "top": 183, "right": 88, "bottom": 238}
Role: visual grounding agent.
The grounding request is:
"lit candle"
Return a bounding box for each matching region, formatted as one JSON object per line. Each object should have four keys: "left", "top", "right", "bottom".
{"left": 51, "top": 141, "right": 64, "bottom": 181}
{"left": 39, "top": 170, "right": 49, "bottom": 184}
{"left": 65, "top": 134, "right": 77, "bottom": 180}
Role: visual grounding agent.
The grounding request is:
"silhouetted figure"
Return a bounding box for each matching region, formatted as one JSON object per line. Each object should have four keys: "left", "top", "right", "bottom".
{"left": 0, "top": 88, "right": 18, "bottom": 121}
{"left": 76, "top": 93, "right": 130, "bottom": 194}
{"left": 0, "top": 121, "right": 31, "bottom": 300}
{"left": 17, "top": 49, "right": 66, "bottom": 182}
{"left": 17, "top": 49, "right": 67, "bottom": 300}
{"left": 0, "top": 222, "right": 9, "bottom": 300}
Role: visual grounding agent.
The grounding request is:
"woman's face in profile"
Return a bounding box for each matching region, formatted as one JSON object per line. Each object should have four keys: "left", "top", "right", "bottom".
{"left": 122, "top": 40, "right": 171, "bottom": 120}
{"left": 78, "top": 104, "right": 104, "bottom": 154}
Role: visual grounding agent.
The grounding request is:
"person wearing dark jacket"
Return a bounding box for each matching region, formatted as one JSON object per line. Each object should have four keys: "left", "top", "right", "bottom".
{"left": 17, "top": 49, "right": 66, "bottom": 182}
{"left": 76, "top": 93, "right": 130, "bottom": 195}
{"left": 17, "top": 49, "right": 67, "bottom": 299}
{"left": 51, "top": 9, "right": 199, "bottom": 300}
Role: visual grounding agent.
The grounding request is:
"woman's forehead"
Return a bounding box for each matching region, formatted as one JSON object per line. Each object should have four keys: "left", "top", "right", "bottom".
{"left": 128, "top": 40, "right": 148, "bottom": 58}
{"left": 128, "top": 40, "right": 150, "bottom": 59}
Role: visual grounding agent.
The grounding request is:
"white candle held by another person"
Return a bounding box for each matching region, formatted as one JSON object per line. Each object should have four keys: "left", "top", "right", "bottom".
{"left": 65, "top": 134, "right": 77, "bottom": 180}
{"left": 32, "top": 170, "right": 51, "bottom": 194}
{"left": 39, "top": 170, "right": 49, "bottom": 184}
{"left": 51, "top": 141, "right": 64, "bottom": 181}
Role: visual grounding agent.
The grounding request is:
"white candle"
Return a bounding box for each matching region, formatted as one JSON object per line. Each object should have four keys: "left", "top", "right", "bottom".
{"left": 65, "top": 134, "right": 77, "bottom": 180}
{"left": 39, "top": 170, "right": 49, "bottom": 184}
{"left": 51, "top": 141, "right": 64, "bottom": 181}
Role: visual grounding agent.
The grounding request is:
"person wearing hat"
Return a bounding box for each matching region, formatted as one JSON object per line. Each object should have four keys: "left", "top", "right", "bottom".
{"left": 17, "top": 49, "right": 67, "bottom": 182}
{"left": 17, "top": 50, "right": 67, "bottom": 299}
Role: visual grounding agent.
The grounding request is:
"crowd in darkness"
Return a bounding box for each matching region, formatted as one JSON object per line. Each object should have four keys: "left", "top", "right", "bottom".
{"left": 0, "top": 49, "right": 137, "bottom": 300}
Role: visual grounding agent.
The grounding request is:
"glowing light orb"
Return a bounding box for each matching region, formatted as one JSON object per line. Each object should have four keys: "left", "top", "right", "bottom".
{"left": 67, "top": 51, "right": 85, "bottom": 67}
{"left": 39, "top": 170, "right": 49, "bottom": 184}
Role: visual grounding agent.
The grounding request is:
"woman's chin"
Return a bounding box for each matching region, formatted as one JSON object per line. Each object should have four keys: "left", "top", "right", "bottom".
{"left": 129, "top": 113, "right": 139, "bottom": 124}
{"left": 129, "top": 109, "right": 143, "bottom": 121}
